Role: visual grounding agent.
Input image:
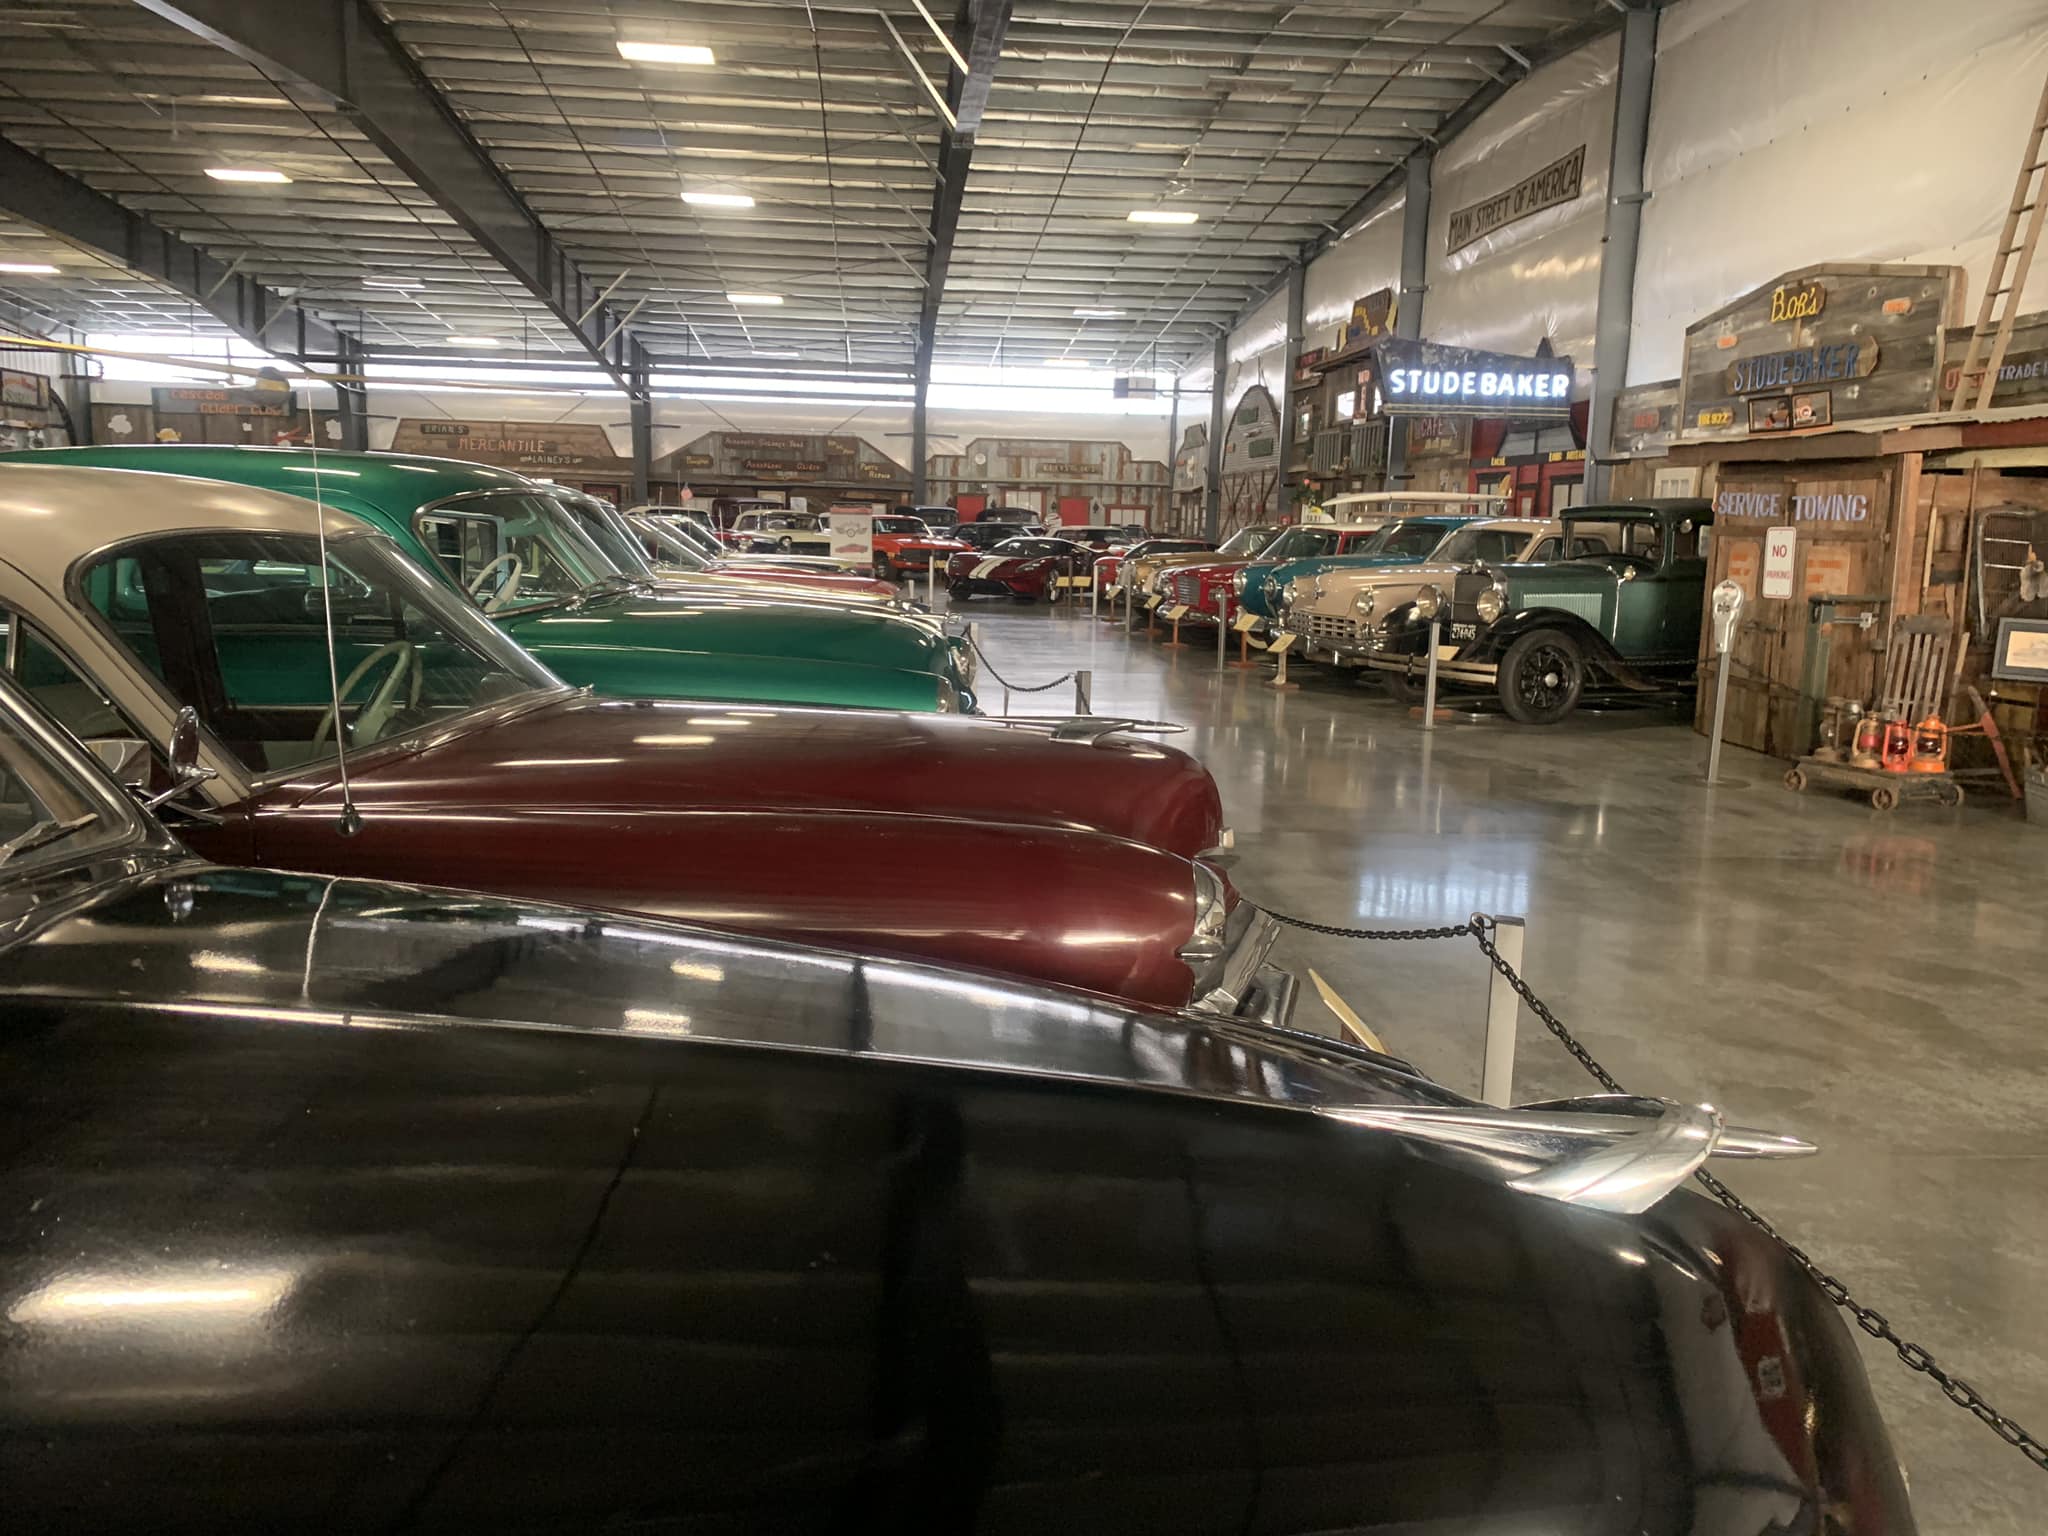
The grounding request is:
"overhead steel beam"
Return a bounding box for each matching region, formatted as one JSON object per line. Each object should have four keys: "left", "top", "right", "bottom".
{"left": 912, "top": 0, "right": 1013, "bottom": 398}
{"left": 133, "top": 0, "right": 646, "bottom": 394}
{"left": 0, "top": 133, "right": 347, "bottom": 360}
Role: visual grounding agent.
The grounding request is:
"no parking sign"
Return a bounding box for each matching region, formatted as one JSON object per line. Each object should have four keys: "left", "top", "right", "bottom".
{"left": 1761, "top": 525, "right": 1797, "bottom": 600}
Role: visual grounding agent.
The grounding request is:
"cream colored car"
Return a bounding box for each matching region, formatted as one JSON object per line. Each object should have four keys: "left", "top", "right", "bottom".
{"left": 1279, "top": 519, "right": 1568, "bottom": 662}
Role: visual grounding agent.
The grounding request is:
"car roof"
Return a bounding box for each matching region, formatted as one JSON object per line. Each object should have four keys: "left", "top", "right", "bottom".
{"left": 0, "top": 443, "right": 536, "bottom": 511}
{"left": 1323, "top": 490, "right": 1508, "bottom": 506}
{"left": 0, "top": 461, "right": 370, "bottom": 575}
{"left": 1567, "top": 497, "right": 1713, "bottom": 521}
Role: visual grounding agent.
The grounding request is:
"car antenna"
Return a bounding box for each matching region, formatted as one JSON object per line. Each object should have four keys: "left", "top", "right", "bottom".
{"left": 302, "top": 403, "right": 363, "bottom": 837}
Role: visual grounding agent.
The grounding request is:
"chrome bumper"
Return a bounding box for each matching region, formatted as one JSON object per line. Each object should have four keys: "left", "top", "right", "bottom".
{"left": 1188, "top": 903, "right": 1297, "bottom": 1027}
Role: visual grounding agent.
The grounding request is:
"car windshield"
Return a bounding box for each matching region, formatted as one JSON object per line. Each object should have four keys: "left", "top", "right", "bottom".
{"left": 0, "top": 672, "right": 132, "bottom": 877}
{"left": 79, "top": 529, "right": 561, "bottom": 776}
{"left": 1359, "top": 520, "right": 1459, "bottom": 560}
{"left": 1262, "top": 526, "right": 1342, "bottom": 561}
{"left": 1435, "top": 524, "right": 1539, "bottom": 564}
{"left": 631, "top": 516, "right": 713, "bottom": 571}
{"left": 660, "top": 517, "right": 723, "bottom": 556}
{"left": 413, "top": 490, "right": 622, "bottom": 612}
{"left": 873, "top": 516, "right": 928, "bottom": 536}
{"left": 552, "top": 495, "right": 660, "bottom": 579}
{"left": 1562, "top": 516, "right": 1669, "bottom": 561}
{"left": 1216, "top": 525, "right": 1278, "bottom": 558}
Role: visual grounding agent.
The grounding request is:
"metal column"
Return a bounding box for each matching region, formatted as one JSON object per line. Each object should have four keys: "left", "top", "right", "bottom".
{"left": 1273, "top": 262, "right": 1306, "bottom": 509}
{"left": 1386, "top": 149, "right": 1432, "bottom": 487}
{"left": 1163, "top": 381, "right": 1181, "bottom": 530}
{"left": 628, "top": 344, "right": 653, "bottom": 506}
{"left": 1586, "top": 3, "right": 1659, "bottom": 499}
{"left": 912, "top": 382, "right": 929, "bottom": 505}
{"left": 333, "top": 333, "right": 369, "bottom": 452}
{"left": 1203, "top": 330, "right": 1227, "bottom": 540}
{"left": 60, "top": 365, "right": 93, "bottom": 446}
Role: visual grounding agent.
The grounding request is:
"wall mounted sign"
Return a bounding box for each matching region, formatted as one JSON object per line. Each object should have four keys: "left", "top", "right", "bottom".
{"left": 1344, "top": 287, "right": 1396, "bottom": 348}
{"left": 1035, "top": 461, "right": 1097, "bottom": 477}
{"left": 1608, "top": 379, "right": 1680, "bottom": 457}
{"left": 682, "top": 452, "right": 714, "bottom": 470}
{"left": 1940, "top": 312, "right": 2048, "bottom": 408}
{"left": 1371, "top": 338, "right": 1575, "bottom": 417}
{"left": 856, "top": 461, "right": 902, "bottom": 482}
{"left": 151, "top": 384, "right": 294, "bottom": 417}
{"left": 1445, "top": 145, "right": 1586, "bottom": 255}
{"left": 724, "top": 433, "right": 812, "bottom": 453}
{"left": 1713, "top": 487, "right": 1872, "bottom": 523}
{"left": 1679, "top": 263, "right": 1963, "bottom": 440}
{"left": 1403, "top": 413, "right": 1468, "bottom": 458}
{"left": 1761, "top": 526, "right": 1798, "bottom": 600}
{"left": 742, "top": 458, "right": 826, "bottom": 475}
{"left": 390, "top": 418, "right": 624, "bottom": 472}
{"left": 1, "top": 367, "right": 49, "bottom": 410}
{"left": 1803, "top": 543, "right": 1856, "bottom": 599}
{"left": 1991, "top": 618, "right": 2048, "bottom": 683}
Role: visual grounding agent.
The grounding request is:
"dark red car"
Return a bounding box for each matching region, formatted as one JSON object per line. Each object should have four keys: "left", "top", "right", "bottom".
{"left": 946, "top": 535, "right": 1097, "bottom": 602}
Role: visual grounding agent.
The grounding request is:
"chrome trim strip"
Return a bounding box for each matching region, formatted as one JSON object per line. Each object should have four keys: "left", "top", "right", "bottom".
{"left": 1189, "top": 903, "right": 1284, "bottom": 1020}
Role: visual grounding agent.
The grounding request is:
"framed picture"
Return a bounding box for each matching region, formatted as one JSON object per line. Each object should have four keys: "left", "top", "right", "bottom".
{"left": 1991, "top": 618, "right": 2048, "bottom": 683}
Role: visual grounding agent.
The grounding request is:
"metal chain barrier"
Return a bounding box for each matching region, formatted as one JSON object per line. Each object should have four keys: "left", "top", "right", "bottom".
{"left": 963, "top": 632, "right": 1077, "bottom": 694}
{"left": 1256, "top": 902, "right": 2048, "bottom": 1471}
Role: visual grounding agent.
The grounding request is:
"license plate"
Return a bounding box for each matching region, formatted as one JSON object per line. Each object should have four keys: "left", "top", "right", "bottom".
{"left": 1449, "top": 622, "right": 1477, "bottom": 640}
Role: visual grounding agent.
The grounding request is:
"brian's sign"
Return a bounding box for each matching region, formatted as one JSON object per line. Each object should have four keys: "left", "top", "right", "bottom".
{"left": 1373, "top": 338, "right": 1575, "bottom": 418}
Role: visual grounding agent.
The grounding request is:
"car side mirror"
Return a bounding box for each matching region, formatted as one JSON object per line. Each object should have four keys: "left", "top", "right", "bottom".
{"left": 88, "top": 736, "right": 151, "bottom": 789}
{"left": 142, "top": 706, "right": 219, "bottom": 809}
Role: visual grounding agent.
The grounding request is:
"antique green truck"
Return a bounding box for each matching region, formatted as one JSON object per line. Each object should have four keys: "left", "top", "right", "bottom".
{"left": 1365, "top": 499, "right": 1714, "bottom": 723}
{"left": 0, "top": 445, "right": 977, "bottom": 713}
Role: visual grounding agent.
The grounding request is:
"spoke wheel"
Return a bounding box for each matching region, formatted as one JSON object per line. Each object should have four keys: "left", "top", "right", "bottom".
{"left": 1498, "top": 629, "right": 1584, "bottom": 724}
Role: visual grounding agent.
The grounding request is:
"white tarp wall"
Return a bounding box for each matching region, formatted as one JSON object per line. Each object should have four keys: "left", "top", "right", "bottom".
{"left": 1628, "top": 0, "right": 2048, "bottom": 384}
{"left": 1423, "top": 37, "right": 1618, "bottom": 374}
{"left": 1222, "top": 286, "right": 1290, "bottom": 413}
{"left": 1303, "top": 193, "right": 1405, "bottom": 346}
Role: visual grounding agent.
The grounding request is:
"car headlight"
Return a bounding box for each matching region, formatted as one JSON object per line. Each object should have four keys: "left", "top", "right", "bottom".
{"left": 1178, "top": 862, "right": 1230, "bottom": 963}
{"left": 1414, "top": 584, "right": 1442, "bottom": 620}
{"left": 934, "top": 677, "right": 960, "bottom": 712}
{"left": 1231, "top": 570, "right": 1248, "bottom": 595}
{"left": 1351, "top": 587, "right": 1377, "bottom": 619}
{"left": 1275, "top": 585, "right": 1294, "bottom": 615}
{"left": 1475, "top": 584, "right": 1506, "bottom": 624}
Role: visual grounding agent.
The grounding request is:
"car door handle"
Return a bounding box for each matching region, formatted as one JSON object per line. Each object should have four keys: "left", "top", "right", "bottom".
{"left": 1318, "top": 1094, "right": 1815, "bottom": 1214}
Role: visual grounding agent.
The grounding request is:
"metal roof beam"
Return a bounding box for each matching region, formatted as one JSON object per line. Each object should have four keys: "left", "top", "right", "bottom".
{"left": 133, "top": 0, "right": 647, "bottom": 394}
{"left": 0, "top": 132, "right": 347, "bottom": 360}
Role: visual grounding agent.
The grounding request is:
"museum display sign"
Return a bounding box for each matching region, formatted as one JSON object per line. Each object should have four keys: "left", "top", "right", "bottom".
{"left": 1370, "top": 338, "right": 1576, "bottom": 419}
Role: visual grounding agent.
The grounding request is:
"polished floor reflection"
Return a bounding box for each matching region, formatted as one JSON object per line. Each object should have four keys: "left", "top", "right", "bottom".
{"left": 959, "top": 595, "right": 2047, "bottom": 1534}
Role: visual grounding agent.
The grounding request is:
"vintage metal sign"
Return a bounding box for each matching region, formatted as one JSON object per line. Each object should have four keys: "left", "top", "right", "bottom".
{"left": 151, "top": 384, "right": 294, "bottom": 417}
{"left": 1445, "top": 145, "right": 1586, "bottom": 255}
{"left": 1371, "top": 338, "right": 1575, "bottom": 417}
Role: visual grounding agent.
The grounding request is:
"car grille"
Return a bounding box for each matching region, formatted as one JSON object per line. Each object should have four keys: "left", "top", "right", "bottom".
{"left": 1287, "top": 611, "right": 1365, "bottom": 646}
{"left": 1173, "top": 572, "right": 1201, "bottom": 605}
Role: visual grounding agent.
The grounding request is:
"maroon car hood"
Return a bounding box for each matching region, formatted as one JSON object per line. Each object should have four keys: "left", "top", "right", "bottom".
{"left": 223, "top": 695, "right": 1220, "bottom": 1005}
{"left": 278, "top": 693, "right": 1223, "bottom": 854}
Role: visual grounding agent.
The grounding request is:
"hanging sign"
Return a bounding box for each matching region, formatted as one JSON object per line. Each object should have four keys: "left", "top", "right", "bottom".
{"left": 1445, "top": 145, "right": 1586, "bottom": 255}
{"left": 151, "top": 384, "right": 294, "bottom": 417}
{"left": 1371, "top": 338, "right": 1575, "bottom": 418}
{"left": 1762, "top": 526, "right": 1798, "bottom": 600}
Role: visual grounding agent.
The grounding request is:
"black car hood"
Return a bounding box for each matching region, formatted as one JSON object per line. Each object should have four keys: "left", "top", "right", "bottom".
{"left": 0, "top": 865, "right": 1914, "bottom": 1535}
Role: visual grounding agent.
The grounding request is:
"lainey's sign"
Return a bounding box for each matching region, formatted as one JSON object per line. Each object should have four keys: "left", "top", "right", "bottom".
{"left": 1373, "top": 338, "right": 1574, "bottom": 417}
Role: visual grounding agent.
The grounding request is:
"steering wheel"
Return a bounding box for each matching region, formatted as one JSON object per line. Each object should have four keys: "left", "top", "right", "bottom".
{"left": 312, "top": 641, "right": 421, "bottom": 749}
{"left": 467, "top": 552, "right": 525, "bottom": 613}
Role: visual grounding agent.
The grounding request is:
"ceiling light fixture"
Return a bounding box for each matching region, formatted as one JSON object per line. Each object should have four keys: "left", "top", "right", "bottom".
{"left": 205, "top": 167, "right": 292, "bottom": 184}
{"left": 0, "top": 261, "right": 60, "bottom": 274}
{"left": 1072, "top": 307, "right": 1125, "bottom": 318}
{"left": 726, "top": 292, "right": 783, "bottom": 305}
{"left": 1128, "top": 209, "right": 1198, "bottom": 224}
{"left": 617, "top": 40, "right": 715, "bottom": 65}
{"left": 681, "top": 191, "right": 754, "bottom": 208}
{"left": 444, "top": 335, "right": 503, "bottom": 346}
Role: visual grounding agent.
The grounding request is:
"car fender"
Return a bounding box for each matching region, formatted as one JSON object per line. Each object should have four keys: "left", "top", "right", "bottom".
{"left": 1462, "top": 608, "right": 1626, "bottom": 669}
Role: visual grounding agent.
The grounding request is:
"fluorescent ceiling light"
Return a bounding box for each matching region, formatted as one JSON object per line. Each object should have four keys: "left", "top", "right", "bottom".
{"left": 444, "top": 335, "right": 503, "bottom": 346}
{"left": 1072, "top": 307, "right": 1125, "bottom": 318}
{"left": 726, "top": 292, "right": 783, "bottom": 305}
{"left": 1128, "top": 209, "right": 1198, "bottom": 225}
{"left": 682, "top": 191, "right": 754, "bottom": 208}
{"left": 206, "top": 167, "right": 292, "bottom": 184}
{"left": 748, "top": 350, "right": 801, "bottom": 359}
{"left": 0, "top": 261, "right": 60, "bottom": 274}
{"left": 617, "top": 40, "right": 715, "bottom": 64}
{"left": 363, "top": 277, "right": 425, "bottom": 289}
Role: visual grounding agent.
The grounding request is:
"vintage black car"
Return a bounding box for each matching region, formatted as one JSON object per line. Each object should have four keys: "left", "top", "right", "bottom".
{"left": 0, "top": 673, "right": 1915, "bottom": 1531}
{"left": 1369, "top": 499, "right": 1714, "bottom": 723}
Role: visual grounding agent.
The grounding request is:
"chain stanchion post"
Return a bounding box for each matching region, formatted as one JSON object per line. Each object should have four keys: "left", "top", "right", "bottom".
{"left": 1124, "top": 575, "right": 1134, "bottom": 630}
{"left": 1480, "top": 915, "right": 1525, "bottom": 1106}
{"left": 926, "top": 556, "right": 937, "bottom": 609}
{"left": 1092, "top": 560, "right": 1102, "bottom": 620}
{"left": 1074, "top": 669, "right": 1092, "bottom": 715}
{"left": 1423, "top": 615, "right": 1442, "bottom": 730}
{"left": 1218, "top": 593, "right": 1230, "bottom": 669}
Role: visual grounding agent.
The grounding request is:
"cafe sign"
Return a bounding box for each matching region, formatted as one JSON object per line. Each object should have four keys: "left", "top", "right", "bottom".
{"left": 1371, "top": 337, "right": 1575, "bottom": 418}
{"left": 1678, "top": 262, "right": 1963, "bottom": 440}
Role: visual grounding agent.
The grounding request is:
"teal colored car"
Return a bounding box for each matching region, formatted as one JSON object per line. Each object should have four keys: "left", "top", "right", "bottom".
{"left": 1239, "top": 510, "right": 1491, "bottom": 620}
{"left": 2, "top": 445, "right": 977, "bottom": 713}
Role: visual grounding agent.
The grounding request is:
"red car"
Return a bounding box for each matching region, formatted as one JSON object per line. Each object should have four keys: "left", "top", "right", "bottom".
{"left": 865, "top": 511, "right": 971, "bottom": 582}
{"left": 946, "top": 535, "right": 1097, "bottom": 602}
{"left": 2, "top": 464, "right": 1289, "bottom": 1023}
{"left": 1162, "top": 522, "right": 1386, "bottom": 626}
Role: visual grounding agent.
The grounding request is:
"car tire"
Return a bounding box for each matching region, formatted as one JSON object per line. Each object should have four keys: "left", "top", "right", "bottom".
{"left": 948, "top": 581, "right": 974, "bottom": 602}
{"left": 1498, "top": 628, "right": 1584, "bottom": 724}
{"left": 1382, "top": 666, "right": 1428, "bottom": 706}
{"left": 872, "top": 555, "right": 894, "bottom": 581}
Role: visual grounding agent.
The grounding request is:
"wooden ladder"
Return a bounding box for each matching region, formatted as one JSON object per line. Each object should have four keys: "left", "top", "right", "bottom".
{"left": 1947, "top": 66, "right": 2048, "bottom": 412}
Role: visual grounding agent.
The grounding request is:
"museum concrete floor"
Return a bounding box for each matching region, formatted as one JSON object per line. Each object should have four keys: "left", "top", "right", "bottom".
{"left": 954, "top": 595, "right": 2047, "bottom": 1532}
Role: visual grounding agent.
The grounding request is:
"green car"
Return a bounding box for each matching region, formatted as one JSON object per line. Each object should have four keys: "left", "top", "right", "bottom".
{"left": 1367, "top": 499, "right": 1714, "bottom": 723}
{"left": 0, "top": 445, "right": 977, "bottom": 714}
